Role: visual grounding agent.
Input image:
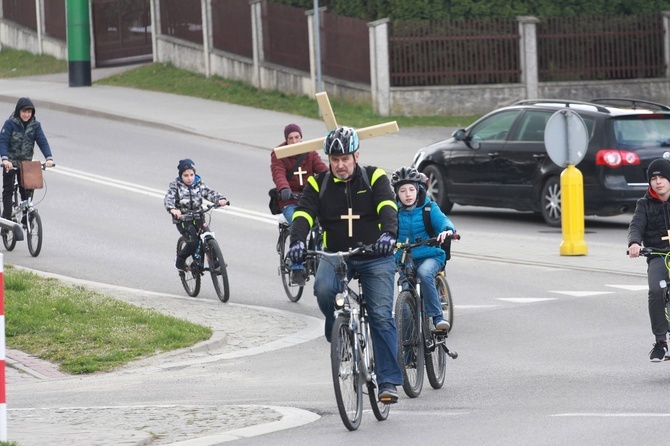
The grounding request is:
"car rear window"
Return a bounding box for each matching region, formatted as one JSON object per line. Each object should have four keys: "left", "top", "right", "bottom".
{"left": 613, "top": 117, "right": 670, "bottom": 146}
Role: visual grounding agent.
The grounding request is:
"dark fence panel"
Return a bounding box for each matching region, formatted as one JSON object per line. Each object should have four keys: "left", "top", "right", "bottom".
{"left": 3, "top": 0, "right": 37, "bottom": 31}
{"left": 322, "top": 12, "right": 370, "bottom": 84}
{"left": 262, "top": 2, "right": 309, "bottom": 72}
{"left": 538, "top": 14, "right": 665, "bottom": 82}
{"left": 92, "top": 0, "right": 152, "bottom": 65}
{"left": 212, "top": 0, "right": 252, "bottom": 58}
{"left": 159, "top": 0, "right": 202, "bottom": 45}
{"left": 44, "top": 0, "right": 66, "bottom": 41}
{"left": 389, "top": 18, "right": 520, "bottom": 87}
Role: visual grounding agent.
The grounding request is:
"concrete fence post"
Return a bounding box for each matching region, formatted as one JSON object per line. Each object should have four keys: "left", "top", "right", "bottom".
{"left": 663, "top": 11, "right": 670, "bottom": 78}
{"left": 368, "top": 18, "right": 390, "bottom": 116}
{"left": 306, "top": 6, "right": 327, "bottom": 97}
{"left": 201, "top": 0, "right": 212, "bottom": 77}
{"left": 150, "top": 0, "right": 158, "bottom": 62}
{"left": 517, "top": 16, "right": 540, "bottom": 100}
{"left": 35, "top": 0, "right": 43, "bottom": 55}
{"left": 249, "top": 0, "right": 263, "bottom": 89}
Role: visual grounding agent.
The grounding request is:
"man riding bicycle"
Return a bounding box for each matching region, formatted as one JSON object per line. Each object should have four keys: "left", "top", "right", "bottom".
{"left": 288, "top": 126, "right": 403, "bottom": 402}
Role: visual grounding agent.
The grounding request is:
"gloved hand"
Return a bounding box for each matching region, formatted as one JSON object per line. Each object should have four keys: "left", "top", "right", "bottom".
{"left": 437, "top": 230, "right": 453, "bottom": 243}
{"left": 375, "top": 232, "right": 396, "bottom": 256}
{"left": 288, "top": 241, "right": 306, "bottom": 264}
{"left": 279, "top": 188, "right": 292, "bottom": 201}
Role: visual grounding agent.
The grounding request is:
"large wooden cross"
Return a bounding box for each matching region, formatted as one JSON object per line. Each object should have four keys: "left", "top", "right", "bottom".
{"left": 662, "top": 230, "right": 670, "bottom": 243}
{"left": 273, "top": 92, "right": 399, "bottom": 159}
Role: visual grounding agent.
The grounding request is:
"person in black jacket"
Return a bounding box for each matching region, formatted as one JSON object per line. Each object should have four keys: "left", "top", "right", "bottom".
{"left": 628, "top": 158, "right": 670, "bottom": 361}
{"left": 288, "top": 126, "right": 403, "bottom": 402}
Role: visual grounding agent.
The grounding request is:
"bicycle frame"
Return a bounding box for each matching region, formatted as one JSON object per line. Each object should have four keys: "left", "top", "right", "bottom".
{"left": 638, "top": 247, "right": 670, "bottom": 330}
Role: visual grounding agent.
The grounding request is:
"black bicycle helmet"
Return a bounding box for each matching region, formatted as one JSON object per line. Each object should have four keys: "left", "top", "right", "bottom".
{"left": 391, "top": 167, "right": 423, "bottom": 192}
{"left": 323, "top": 126, "right": 359, "bottom": 155}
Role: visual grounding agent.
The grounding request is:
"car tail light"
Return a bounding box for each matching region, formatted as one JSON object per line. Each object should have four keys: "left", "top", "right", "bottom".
{"left": 595, "top": 150, "right": 640, "bottom": 167}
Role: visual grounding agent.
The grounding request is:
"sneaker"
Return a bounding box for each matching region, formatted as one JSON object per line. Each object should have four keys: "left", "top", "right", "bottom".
{"left": 378, "top": 383, "right": 398, "bottom": 404}
{"left": 649, "top": 340, "right": 668, "bottom": 362}
{"left": 291, "top": 269, "right": 306, "bottom": 286}
{"left": 434, "top": 316, "right": 450, "bottom": 332}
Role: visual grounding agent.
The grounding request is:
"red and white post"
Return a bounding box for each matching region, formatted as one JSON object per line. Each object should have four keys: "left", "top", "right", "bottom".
{"left": 0, "top": 253, "right": 7, "bottom": 441}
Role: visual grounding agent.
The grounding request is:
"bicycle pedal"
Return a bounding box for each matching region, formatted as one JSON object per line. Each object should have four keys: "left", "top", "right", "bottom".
{"left": 379, "top": 395, "right": 398, "bottom": 404}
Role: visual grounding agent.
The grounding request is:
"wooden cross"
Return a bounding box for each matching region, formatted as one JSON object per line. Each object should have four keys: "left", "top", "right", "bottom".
{"left": 295, "top": 166, "right": 308, "bottom": 186}
{"left": 273, "top": 92, "right": 400, "bottom": 159}
{"left": 341, "top": 208, "right": 360, "bottom": 237}
{"left": 662, "top": 230, "right": 670, "bottom": 242}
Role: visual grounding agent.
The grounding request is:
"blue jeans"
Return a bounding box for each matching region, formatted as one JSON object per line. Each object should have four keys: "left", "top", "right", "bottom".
{"left": 281, "top": 204, "right": 297, "bottom": 224}
{"left": 416, "top": 257, "right": 444, "bottom": 319}
{"left": 314, "top": 255, "right": 403, "bottom": 386}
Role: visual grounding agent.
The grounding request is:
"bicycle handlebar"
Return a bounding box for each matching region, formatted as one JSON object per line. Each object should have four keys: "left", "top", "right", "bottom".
{"left": 395, "top": 232, "right": 461, "bottom": 250}
{"left": 6, "top": 162, "right": 55, "bottom": 172}
{"left": 177, "top": 201, "right": 230, "bottom": 221}
{"left": 635, "top": 247, "right": 670, "bottom": 257}
{"left": 305, "top": 243, "right": 376, "bottom": 260}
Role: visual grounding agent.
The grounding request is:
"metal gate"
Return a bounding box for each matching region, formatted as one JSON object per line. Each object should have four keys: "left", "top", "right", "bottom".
{"left": 92, "top": 0, "right": 153, "bottom": 66}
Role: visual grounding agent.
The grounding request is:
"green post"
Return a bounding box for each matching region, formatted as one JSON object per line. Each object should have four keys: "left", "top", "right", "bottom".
{"left": 67, "top": 0, "right": 91, "bottom": 87}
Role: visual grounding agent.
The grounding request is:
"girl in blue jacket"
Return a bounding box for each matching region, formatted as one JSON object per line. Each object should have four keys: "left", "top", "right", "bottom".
{"left": 392, "top": 167, "right": 456, "bottom": 332}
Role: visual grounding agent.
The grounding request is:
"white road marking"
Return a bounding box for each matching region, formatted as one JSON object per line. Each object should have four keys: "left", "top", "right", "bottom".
{"left": 552, "top": 413, "right": 670, "bottom": 417}
{"left": 606, "top": 285, "right": 648, "bottom": 291}
{"left": 51, "top": 166, "right": 279, "bottom": 225}
{"left": 548, "top": 291, "right": 613, "bottom": 297}
{"left": 496, "top": 298, "right": 557, "bottom": 303}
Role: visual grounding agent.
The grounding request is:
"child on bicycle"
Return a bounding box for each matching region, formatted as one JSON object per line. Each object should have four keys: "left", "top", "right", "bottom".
{"left": 628, "top": 158, "right": 670, "bottom": 361}
{"left": 0, "top": 97, "right": 54, "bottom": 222}
{"left": 392, "top": 167, "right": 456, "bottom": 332}
{"left": 164, "top": 159, "right": 228, "bottom": 271}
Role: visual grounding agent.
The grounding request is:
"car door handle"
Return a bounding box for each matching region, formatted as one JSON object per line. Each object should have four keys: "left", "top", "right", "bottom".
{"left": 533, "top": 154, "right": 546, "bottom": 160}
{"left": 487, "top": 152, "right": 499, "bottom": 158}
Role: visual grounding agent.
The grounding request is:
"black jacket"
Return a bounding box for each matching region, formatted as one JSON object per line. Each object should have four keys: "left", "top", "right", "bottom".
{"left": 290, "top": 165, "right": 397, "bottom": 258}
{"left": 628, "top": 188, "right": 670, "bottom": 254}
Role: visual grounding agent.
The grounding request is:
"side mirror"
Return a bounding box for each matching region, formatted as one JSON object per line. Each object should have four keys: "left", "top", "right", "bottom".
{"left": 452, "top": 129, "right": 466, "bottom": 141}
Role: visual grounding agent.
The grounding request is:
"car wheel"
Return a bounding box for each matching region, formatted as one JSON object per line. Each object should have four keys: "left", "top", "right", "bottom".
{"left": 422, "top": 165, "right": 453, "bottom": 213}
{"left": 540, "top": 176, "right": 561, "bottom": 227}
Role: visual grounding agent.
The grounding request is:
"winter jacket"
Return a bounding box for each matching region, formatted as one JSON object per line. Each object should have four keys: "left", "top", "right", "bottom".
{"left": 290, "top": 165, "right": 397, "bottom": 259}
{"left": 628, "top": 187, "right": 670, "bottom": 257}
{"left": 164, "top": 175, "right": 225, "bottom": 214}
{"left": 0, "top": 97, "right": 53, "bottom": 165}
{"left": 394, "top": 196, "right": 456, "bottom": 265}
{"left": 270, "top": 147, "right": 328, "bottom": 209}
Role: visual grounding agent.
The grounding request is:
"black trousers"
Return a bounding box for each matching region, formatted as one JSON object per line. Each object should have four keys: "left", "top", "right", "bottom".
{"left": 175, "top": 219, "right": 201, "bottom": 261}
{"left": 2, "top": 169, "right": 30, "bottom": 220}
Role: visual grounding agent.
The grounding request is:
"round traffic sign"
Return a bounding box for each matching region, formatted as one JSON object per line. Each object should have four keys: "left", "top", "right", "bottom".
{"left": 544, "top": 109, "right": 589, "bottom": 167}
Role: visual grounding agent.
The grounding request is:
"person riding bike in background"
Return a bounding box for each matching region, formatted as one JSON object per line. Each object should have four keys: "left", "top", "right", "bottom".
{"left": 271, "top": 123, "right": 328, "bottom": 285}
{"left": 628, "top": 158, "right": 670, "bottom": 362}
{"left": 0, "top": 97, "right": 54, "bottom": 222}
{"left": 392, "top": 166, "right": 456, "bottom": 332}
{"left": 288, "top": 126, "right": 403, "bottom": 402}
{"left": 270, "top": 123, "right": 328, "bottom": 223}
{"left": 164, "top": 159, "right": 228, "bottom": 271}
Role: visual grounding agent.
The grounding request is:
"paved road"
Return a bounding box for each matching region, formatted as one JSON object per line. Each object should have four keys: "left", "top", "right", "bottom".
{"left": 0, "top": 66, "right": 645, "bottom": 445}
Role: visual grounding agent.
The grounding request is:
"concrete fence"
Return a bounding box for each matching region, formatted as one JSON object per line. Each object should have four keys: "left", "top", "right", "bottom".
{"left": 2, "top": 1, "right": 670, "bottom": 116}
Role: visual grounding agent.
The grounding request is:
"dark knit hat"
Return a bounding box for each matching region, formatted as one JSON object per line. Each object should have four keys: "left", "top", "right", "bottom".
{"left": 178, "top": 158, "right": 196, "bottom": 176}
{"left": 647, "top": 158, "right": 670, "bottom": 184}
{"left": 284, "top": 123, "right": 302, "bottom": 141}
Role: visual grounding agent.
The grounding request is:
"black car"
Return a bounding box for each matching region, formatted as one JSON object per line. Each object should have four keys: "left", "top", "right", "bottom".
{"left": 412, "top": 98, "right": 670, "bottom": 226}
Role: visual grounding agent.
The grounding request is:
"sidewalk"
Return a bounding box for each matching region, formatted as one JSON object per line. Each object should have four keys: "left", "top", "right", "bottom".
{"left": 0, "top": 66, "right": 646, "bottom": 445}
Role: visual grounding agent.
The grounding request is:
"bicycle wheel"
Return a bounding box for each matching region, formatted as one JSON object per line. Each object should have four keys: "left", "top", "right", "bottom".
{"left": 425, "top": 333, "right": 447, "bottom": 389}
{"left": 26, "top": 210, "right": 42, "bottom": 257}
{"left": 206, "top": 239, "right": 230, "bottom": 302}
{"left": 395, "top": 290, "right": 424, "bottom": 398}
{"left": 177, "top": 237, "right": 200, "bottom": 297}
{"left": 279, "top": 228, "right": 303, "bottom": 302}
{"left": 331, "top": 314, "right": 362, "bottom": 431}
{"left": 436, "top": 272, "right": 454, "bottom": 332}
{"left": 365, "top": 322, "right": 390, "bottom": 421}
{"left": 2, "top": 225, "right": 16, "bottom": 251}
{"left": 665, "top": 289, "right": 670, "bottom": 332}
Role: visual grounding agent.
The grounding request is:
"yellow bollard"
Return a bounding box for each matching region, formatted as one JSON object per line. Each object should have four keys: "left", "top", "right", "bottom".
{"left": 559, "top": 164, "right": 588, "bottom": 256}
